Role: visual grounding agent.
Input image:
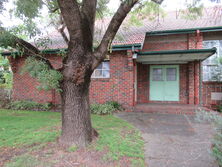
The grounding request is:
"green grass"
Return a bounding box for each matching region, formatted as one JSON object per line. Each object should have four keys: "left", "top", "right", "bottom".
{"left": 0, "top": 110, "right": 60, "bottom": 147}
{"left": 92, "top": 115, "right": 144, "bottom": 161}
{"left": 0, "top": 109, "right": 145, "bottom": 166}
{"left": 5, "top": 154, "right": 53, "bottom": 167}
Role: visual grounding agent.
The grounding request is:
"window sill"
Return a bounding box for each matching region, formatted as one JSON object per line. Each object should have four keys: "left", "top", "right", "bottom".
{"left": 91, "top": 78, "right": 110, "bottom": 81}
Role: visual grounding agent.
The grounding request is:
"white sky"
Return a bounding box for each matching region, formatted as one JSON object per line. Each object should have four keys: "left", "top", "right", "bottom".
{"left": 0, "top": 0, "right": 221, "bottom": 28}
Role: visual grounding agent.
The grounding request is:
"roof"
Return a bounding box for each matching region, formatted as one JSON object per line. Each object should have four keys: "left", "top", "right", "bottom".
{"left": 1, "top": 6, "right": 222, "bottom": 56}
{"left": 41, "top": 6, "right": 222, "bottom": 50}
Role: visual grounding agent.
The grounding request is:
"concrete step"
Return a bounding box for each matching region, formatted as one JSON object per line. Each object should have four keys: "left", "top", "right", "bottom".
{"left": 133, "top": 104, "right": 209, "bottom": 115}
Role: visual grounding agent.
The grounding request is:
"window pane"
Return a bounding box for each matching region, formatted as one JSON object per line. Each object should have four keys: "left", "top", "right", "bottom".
{"left": 153, "top": 68, "right": 162, "bottom": 75}
{"left": 103, "top": 62, "right": 110, "bottom": 70}
{"left": 153, "top": 68, "right": 163, "bottom": 81}
{"left": 167, "top": 68, "right": 176, "bottom": 81}
{"left": 97, "top": 63, "right": 103, "bottom": 69}
{"left": 203, "top": 40, "right": 222, "bottom": 81}
{"left": 92, "top": 61, "right": 110, "bottom": 78}
{"left": 95, "top": 70, "right": 102, "bottom": 77}
{"left": 103, "top": 70, "right": 110, "bottom": 78}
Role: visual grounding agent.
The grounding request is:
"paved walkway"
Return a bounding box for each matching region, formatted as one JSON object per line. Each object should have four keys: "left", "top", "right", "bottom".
{"left": 116, "top": 112, "right": 218, "bottom": 167}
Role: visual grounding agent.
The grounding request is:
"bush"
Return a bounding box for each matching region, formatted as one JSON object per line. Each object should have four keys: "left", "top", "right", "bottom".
{"left": 106, "top": 101, "right": 122, "bottom": 111}
{"left": 0, "top": 71, "right": 13, "bottom": 89}
{"left": 10, "top": 101, "right": 51, "bottom": 111}
{"left": 90, "top": 101, "right": 122, "bottom": 115}
{"left": 217, "top": 105, "right": 222, "bottom": 113}
{"left": 196, "top": 110, "right": 222, "bottom": 167}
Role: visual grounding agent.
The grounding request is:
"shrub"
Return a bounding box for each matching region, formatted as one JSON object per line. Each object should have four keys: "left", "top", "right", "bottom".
{"left": 90, "top": 101, "right": 122, "bottom": 115}
{"left": 106, "top": 101, "right": 122, "bottom": 111}
{"left": 196, "top": 110, "right": 222, "bottom": 167}
{"left": 217, "top": 105, "right": 222, "bottom": 113}
{"left": 10, "top": 101, "right": 51, "bottom": 111}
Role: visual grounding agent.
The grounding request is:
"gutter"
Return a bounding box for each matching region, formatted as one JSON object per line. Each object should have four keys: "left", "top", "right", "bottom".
{"left": 1, "top": 43, "right": 142, "bottom": 56}
{"left": 146, "top": 26, "right": 222, "bottom": 36}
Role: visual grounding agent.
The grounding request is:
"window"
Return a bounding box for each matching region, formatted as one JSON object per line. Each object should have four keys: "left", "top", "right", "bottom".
{"left": 203, "top": 40, "right": 222, "bottom": 81}
{"left": 92, "top": 61, "right": 110, "bottom": 78}
{"left": 152, "top": 68, "right": 163, "bottom": 81}
{"left": 166, "top": 68, "right": 176, "bottom": 81}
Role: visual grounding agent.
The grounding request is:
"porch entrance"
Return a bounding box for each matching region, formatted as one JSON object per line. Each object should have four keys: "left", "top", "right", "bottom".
{"left": 150, "top": 65, "right": 179, "bottom": 101}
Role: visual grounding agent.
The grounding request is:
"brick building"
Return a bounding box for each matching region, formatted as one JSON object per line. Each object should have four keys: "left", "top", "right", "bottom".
{"left": 4, "top": 7, "right": 222, "bottom": 111}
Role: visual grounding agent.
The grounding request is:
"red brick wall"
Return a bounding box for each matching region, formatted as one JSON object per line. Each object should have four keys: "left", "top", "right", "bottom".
{"left": 89, "top": 51, "right": 134, "bottom": 109}
{"left": 9, "top": 56, "right": 62, "bottom": 104}
{"left": 9, "top": 51, "right": 135, "bottom": 109}
{"left": 142, "top": 34, "right": 188, "bottom": 51}
{"left": 202, "top": 82, "right": 222, "bottom": 109}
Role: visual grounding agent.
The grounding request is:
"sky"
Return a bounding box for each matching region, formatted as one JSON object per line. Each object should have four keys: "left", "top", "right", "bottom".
{"left": 0, "top": 0, "right": 221, "bottom": 28}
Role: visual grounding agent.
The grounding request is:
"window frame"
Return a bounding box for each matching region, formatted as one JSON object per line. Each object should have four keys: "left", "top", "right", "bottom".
{"left": 166, "top": 68, "right": 177, "bottom": 81}
{"left": 152, "top": 68, "right": 164, "bottom": 81}
{"left": 91, "top": 61, "right": 110, "bottom": 79}
{"left": 202, "top": 40, "right": 222, "bottom": 82}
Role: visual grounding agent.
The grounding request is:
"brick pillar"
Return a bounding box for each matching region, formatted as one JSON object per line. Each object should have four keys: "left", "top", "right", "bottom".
{"left": 188, "top": 62, "right": 195, "bottom": 104}
{"left": 194, "top": 61, "right": 200, "bottom": 105}
{"left": 188, "top": 31, "right": 203, "bottom": 105}
{"left": 127, "top": 50, "right": 135, "bottom": 108}
{"left": 188, "top": 31, "right": 203, "bottom": 49}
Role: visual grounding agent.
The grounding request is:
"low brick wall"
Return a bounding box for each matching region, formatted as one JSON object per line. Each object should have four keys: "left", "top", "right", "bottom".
{"left": 202, "top": 82, "right": 222, "bottom": 109}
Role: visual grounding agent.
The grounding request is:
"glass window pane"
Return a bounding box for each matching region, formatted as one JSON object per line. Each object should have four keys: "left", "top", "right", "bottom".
{"left": 95, "top": 70, "right": 102, "bottom": 77}
{"left": 97, "top": 63, "right": 103, "bottom": 69}
{"left": 167, "top": 68, "right": 176, "bottom": 81}
{"left": 92, "top": 61, "right": 110, "bottom": 78}
{"left": 103, "top": 70, "right": 110, "bottom": 78}
{"left": 153, "top": 68, "right": 163, "bottom": 81}
{"left": 103, "top": 62, "right": 110, "bottom": 70}
{"left": 153, "top": 68, "right": 162, "bottom": 75}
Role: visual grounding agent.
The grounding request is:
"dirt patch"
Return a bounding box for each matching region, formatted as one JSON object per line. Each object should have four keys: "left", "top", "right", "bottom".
{"left": 32, "top": 143, "right": 133, "bottom": 167}
{"left": 1, "top": 142, "right": 135, "bottom": 167}
{"left": 0, "top": 147, "right": 27, "bottom": 166}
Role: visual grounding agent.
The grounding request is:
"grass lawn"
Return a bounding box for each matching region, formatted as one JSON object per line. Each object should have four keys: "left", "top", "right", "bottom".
{"left": 0, "top": 109, "right": 145, "bottom": 167}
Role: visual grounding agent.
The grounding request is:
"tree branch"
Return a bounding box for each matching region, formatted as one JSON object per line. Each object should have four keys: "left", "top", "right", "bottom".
{"left": 57, "top": 0, "right": 82, "bottom": 41}
{"left": 57, "top": 15, "right": 69, "bottom": 44}
{"left": 0, "top": 28, "right": 54, "bottom": 69}
{"left": 81, "top": 0, "right": 97, "bottom": 49}
{"left": 94, "top": 0, "right": 139, "bottom": 63}
{"left": 151, "top": 0, "right": 164, "bottom": 4}
{"left": 58, "top": 25, "right": 69, "bottom": 44}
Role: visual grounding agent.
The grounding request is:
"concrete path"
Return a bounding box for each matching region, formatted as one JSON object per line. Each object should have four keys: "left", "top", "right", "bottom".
{"left": 116, "top": 112, "right": 218, "bottom": 167}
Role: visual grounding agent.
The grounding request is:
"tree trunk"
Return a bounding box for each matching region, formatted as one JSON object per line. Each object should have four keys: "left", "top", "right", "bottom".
{"left": 59, "top": 73, "right": 93, "bottom": 147}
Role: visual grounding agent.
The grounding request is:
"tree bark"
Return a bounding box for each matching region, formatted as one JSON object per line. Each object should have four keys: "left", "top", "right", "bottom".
{"left": 59, "top": 78, "right": 93, "bottom": 147}
{"left": 58, "top": 42, "right": 95, "bottom": 147}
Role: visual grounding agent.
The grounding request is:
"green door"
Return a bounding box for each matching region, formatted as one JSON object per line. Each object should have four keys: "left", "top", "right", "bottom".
{"left": 150, "top": 65, "right": 179, "bottom": 101}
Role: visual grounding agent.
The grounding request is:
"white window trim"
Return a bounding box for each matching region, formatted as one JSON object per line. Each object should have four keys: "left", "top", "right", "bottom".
{"left": 91, "top": 61, "right": 110, "bottom": 79}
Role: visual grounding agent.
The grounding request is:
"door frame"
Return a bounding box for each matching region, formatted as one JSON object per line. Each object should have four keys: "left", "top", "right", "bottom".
{"left": 149, "top": 65, "right": 180, "bottom": 101}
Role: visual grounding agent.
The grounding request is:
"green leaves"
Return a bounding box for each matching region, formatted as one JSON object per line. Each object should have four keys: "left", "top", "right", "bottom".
{"left": 181, "top": 2, "right": 204, "bottom": 20}
{"left": 128, "top": 1, "right": 165, "bottom": 26}
{"left": 21, "top": 57, "right": 63, "bottom": 91}
{"left": 14, "top": 0, "right": 43, "bottom": 19}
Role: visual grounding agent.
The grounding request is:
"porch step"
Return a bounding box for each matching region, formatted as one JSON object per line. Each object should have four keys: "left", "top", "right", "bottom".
{"left": 133, "top": 104, "right": 210, "bottom": 115}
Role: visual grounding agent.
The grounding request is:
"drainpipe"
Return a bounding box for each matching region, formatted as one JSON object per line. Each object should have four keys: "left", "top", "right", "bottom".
{"left": 196, "top": 30, "right": 200, "bottom": 49}
{"left": 199, "top": 60, "right": 203, "bottom": 106}
{"left": 194, "top": 62, "right": 197, "bottom": 105}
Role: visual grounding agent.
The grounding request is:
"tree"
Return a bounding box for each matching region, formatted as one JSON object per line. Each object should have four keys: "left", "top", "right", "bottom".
{"left": 0, "top": 0, "right": 218, "bottom": 147}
